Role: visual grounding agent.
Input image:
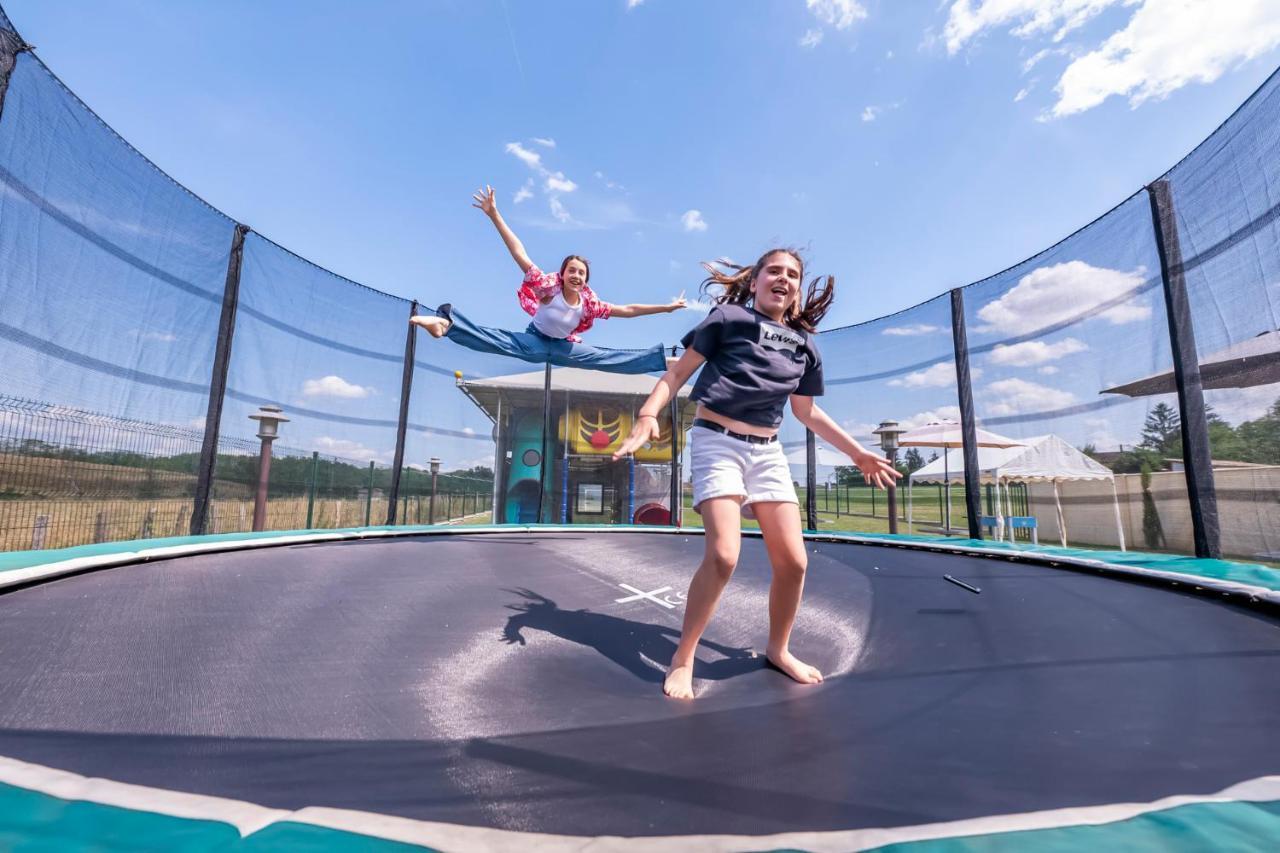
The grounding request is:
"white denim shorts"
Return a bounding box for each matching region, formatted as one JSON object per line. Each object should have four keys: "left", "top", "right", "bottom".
{"left": 690, "top": 425, "right": 798, "bottom": 519}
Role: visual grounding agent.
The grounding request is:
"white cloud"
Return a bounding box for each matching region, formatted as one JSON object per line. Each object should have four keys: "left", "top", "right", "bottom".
{"left": 886, "top": 49, "right": 895, "bottom": 59}
{"left": 681, "top": 209, "right": 708, "bottom": 232}
{"left": 883, "top": 323, "right": 943, "bottom": 336}
{"left": 132, "top": 330, "right": 178, "bottom": 343}
{"left": 861, "top": 105, "right": 882, "bottom": 122}
{"left": 531, "top": 137, "right": 557, "bottom": 148}
{"left": 983, "top": 377, "right": 1076, "bottom": 416}
{"left": 548, "top": 197, "right": 572, "bottom": 224}
{"left": 313, "top": 436, "right": 388, "bottom": 463}
{"left": 890, "top": 362, "right": 982, "bottom": 388}
{"left": 545, "top": 172, "right": 578, "bottom": 193}
{"left": 627, "top": 0, "right": 645, "bottom": 8}
{"left": 976, "top": 260, "right": 1150, "bottom": 335}
{"left": 301, "top": 375, "right": 373, "bottom": 399}
{"left": 1051, "top": 0, "right": 1280, "bottom": 117}
{"left": 943, "top": 0, "right": 1124, "bottom": 55}
{"left": 807, "top": 0, "right": 869, "bottom": 30}
{"left": 1014, "top": 85, "right": 1033, "bottom": 102}
{"left": 512, "top": 179, "right": 534, "bottom": 204}
{"left": 899, "top": 406, "right": 963, "bottom": 429}
{"left": 504, "top": 141, "right": 542, "bottom": 169}
{"left": 800, "top": 29, "right": 825, "bottom": 48}
{"left": 1039, "top": 365, "right": 1060, "bottom": 374}
{"left": 988, "top": 337, "right": 1088, "bottom": 366}
{"left": 941, "top": 1, "right": 1280, "bottom": 119}
{"left": 1204, "top": 383, "right": 1280, "bottom": 425}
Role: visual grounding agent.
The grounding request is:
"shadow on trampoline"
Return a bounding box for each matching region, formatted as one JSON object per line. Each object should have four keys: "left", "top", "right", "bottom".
{"left": 499, "top": 587, "right": 763, "bottom": 684}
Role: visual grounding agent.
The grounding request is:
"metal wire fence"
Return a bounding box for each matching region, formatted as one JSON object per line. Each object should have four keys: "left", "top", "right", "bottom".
{"left": 0, "top": 396, "right": 493, "bottom": 550}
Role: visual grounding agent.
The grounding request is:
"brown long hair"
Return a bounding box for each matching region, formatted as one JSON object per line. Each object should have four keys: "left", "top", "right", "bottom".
{"left": 699, "top": 248, "right": 834, "bottom": 333}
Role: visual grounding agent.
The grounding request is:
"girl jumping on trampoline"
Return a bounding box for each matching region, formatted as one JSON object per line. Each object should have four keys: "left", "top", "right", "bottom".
{"left": 613, "top": 249, "right": 901, "bottom": 699}
{"left": 410, "top": 186, "right": 686, "bottom": 373}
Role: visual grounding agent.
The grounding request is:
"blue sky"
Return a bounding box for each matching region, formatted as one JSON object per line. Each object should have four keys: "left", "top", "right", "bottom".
{"left": 3, "top": 0, "right": 1279, "bottom": 470}
{"left": 7, "top": 0, "right": 1278, "bottom": 346}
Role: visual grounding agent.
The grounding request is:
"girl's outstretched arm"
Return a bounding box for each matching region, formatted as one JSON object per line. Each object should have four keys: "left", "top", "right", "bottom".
{"left": 473, "top": 185, "right": 534, "bottom": 274}
{"left": 613, "top": 348, "right": 706, "bottom": 459}
{"left": 608, "top": 291, "right": 688, "bottom": 319}
{"left": 790, "top": 395, "right": 903, "bottom": 490}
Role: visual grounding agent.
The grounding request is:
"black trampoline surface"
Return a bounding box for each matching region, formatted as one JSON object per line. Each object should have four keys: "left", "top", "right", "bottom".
{"left": 1, "top": 530, "right": 1278, "bottom": 838}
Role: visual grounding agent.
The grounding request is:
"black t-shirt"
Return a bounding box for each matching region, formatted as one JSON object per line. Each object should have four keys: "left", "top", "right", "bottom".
{"left": 680, "top": 304, "right": 824, "bottom": 428}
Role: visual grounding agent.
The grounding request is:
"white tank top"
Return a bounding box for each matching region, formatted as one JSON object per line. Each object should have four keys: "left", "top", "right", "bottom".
{"left": 531, "top": 290, "right": 585, "bottom": 339}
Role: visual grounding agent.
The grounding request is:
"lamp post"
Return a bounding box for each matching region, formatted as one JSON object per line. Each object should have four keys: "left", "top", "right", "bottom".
{"left": 873, "top": 420, "right": 905, "bottom": 534}
{"left": 428, "top": 457, "right": 441, "bottom": 525}
{"left": 248, "top": 405, "right": 289, "bottom": 532}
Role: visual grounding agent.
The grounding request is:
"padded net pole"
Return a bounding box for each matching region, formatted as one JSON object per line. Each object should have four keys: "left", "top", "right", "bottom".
{"left": 386, "top": 301, "right": 418, "bottom": 525}
{"left": 950, "top": 287, "right": 983, "bottom": 539}
{"left": 805, "top": 429, "right": 818, "bottom": 531}
{"left": 191, "top": 223, "right": 249, "bottom": 536}
{"left": 669, "top": 395, "right": 680, "bottom": 527}
{"left": 1147, "top": 179, "right": 1221, "bottom": 559}
{"left": 536, "top": 363, "right": 552, "bottom": 524}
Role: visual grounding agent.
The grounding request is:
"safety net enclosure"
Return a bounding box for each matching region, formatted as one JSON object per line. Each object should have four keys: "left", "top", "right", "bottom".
{"left": 0, "top": 4, "right": 1279, "bottom": 850}
{"left": 0, "top": 5, "right": 1277, "bottom": 561}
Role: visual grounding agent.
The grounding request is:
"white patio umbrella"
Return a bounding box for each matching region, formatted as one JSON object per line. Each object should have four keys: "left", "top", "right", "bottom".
{"left": 899, "top": 421, "right": 1025, "bottom": 533}
{"left": 1101, "top": 329, "right": 1280, "bottom": 396}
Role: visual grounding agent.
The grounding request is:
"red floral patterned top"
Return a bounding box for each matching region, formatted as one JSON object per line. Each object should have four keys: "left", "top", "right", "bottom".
{"left": 517, "top": 264, "right": 612, "bottom": 343}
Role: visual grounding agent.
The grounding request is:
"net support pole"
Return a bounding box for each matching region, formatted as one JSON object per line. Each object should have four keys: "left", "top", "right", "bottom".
{"left": 950, "top": 287, "right": 983, "bottom": 539}
{"left": 386, "top": 301, "right": 418, "bottom": 525}
{"left": 669, "top": 395, "right": 680, "bottom": 527}
{"left": 1147, "top": 179, "right": 1220, "bottom": 558}
{"left": 536, "top": 363, "right": 552, "bottom": 524}
{"left": 805, "top": 429, "right": 818, "bottom": 532}
{"left": 191, "top": 223, "right": 249, "bottom": 536}
{"left": 0, "top": 16, "right": 30, "bottom": 123}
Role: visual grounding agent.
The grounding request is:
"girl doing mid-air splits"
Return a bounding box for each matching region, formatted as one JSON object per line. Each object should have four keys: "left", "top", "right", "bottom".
{"left": 613, "top": 249, "right": 901, "bottom": 699}
{"left": 410, "top": 187, "right": 686, "bottom": 373}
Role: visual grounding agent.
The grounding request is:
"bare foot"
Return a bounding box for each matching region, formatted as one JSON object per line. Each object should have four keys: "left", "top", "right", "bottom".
{"left": 663, "top": 663, "right": 695, "bottom": 699}
{"left": 766, "top": 648, "right": 823, "bottom": 685}
{"left": 410, "top": 315, "right": 451, "bottom": 338}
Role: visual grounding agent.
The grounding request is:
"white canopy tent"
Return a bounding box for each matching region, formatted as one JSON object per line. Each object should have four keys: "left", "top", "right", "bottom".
{"left": 897, "top": 422, "right": 1025, "bottom": 532}
{"left": 907, "top": 434, "right": 1125, "bottom": 550}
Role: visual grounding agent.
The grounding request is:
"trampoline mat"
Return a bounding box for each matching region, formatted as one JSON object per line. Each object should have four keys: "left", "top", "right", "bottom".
{"left": 0, "top": 531, "right": 1277, "bottom": 837}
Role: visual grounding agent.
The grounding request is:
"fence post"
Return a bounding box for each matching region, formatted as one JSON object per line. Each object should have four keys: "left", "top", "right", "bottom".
{"left": 31, "top": 514, "right": 49, "bottom": 550}
{"left": 871, "top": 486, "right": 876, "bottom": 518}
{"left": 365, "top": 461, "right": 375, "bottom": 526}
{"left": 950, "top": 287, "right": 984, "bottom": 538}
{"left": 140, "top": 508, "right": 154, "bottom": 540}
{"left": 387, "top": 301, "right": 418, "bottom": 524}
{"left": 191, "top": 223, "right": 250, "bottom": 535}
{"left": 94, "top": 511, "right": 108, "bottom": 543}
{"left": 1146, "top": 180, "right": 1221, "bottom": 558}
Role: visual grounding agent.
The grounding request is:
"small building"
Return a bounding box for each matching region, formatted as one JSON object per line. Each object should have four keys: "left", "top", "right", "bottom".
{"left": 458, "top": 367, "right": 697, "bottom": 525}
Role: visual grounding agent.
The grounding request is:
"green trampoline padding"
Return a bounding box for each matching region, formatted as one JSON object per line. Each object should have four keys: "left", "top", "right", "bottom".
{"left": 3, "top": 525, "right": 1277, "bottom": 594}
{"left": 4, "top": 779, "right": 1278, "bottom": 852}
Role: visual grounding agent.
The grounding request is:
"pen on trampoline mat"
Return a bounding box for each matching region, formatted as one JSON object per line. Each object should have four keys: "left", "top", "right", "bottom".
{"left": 944, "top": 575, "right": 981, "bottom": 594}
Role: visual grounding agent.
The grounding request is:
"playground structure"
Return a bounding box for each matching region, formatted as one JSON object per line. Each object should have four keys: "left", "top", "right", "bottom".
{"left": 457, "top": 367, "right": 696, "bottom": 525}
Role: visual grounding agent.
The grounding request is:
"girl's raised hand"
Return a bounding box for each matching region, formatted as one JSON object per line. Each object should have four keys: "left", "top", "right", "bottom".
{"left": 668, "top": 290, "right": 688, "bottom": 312}
{"left": 612, "top": 415, "right": 661, "bottom": 461}
{"left": 851, "top": 449, "right": 903, "bottom": 490}
{"left": 471, "top": 185, "right": 497, "bottom": 218}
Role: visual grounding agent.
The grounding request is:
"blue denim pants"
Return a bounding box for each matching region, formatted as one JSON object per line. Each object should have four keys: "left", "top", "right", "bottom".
{"left": 438, "top": 305, "right": 667, "bottom": 374}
